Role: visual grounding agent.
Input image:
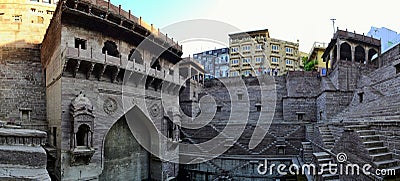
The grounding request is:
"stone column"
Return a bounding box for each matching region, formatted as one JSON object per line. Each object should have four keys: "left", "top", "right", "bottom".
{"left": 351, "top": 44, "right": 355, "bottom": 63}
{"left": 365, "top": 47, "right": 369, "bottom": 64}
{"left": 337, "top": 40, "right": 341, "bottom": 62}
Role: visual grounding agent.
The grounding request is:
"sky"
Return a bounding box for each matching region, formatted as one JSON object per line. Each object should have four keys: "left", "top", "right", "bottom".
{"left": 112, "top": 0, "right": 399, "bottom": 56}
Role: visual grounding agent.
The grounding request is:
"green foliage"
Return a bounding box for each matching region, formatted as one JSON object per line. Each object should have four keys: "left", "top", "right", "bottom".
{"left": 302, "top": 56, "right": 318, "bottom": 71}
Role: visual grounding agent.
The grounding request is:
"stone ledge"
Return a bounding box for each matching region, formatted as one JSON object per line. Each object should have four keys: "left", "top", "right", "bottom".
{"left": 0, "top": 145, "right": 47, "bottom": 168}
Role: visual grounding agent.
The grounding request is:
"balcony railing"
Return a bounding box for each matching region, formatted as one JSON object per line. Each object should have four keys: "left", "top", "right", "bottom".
{"left": 62, "top": 46, "right": 186, "bottom": 85}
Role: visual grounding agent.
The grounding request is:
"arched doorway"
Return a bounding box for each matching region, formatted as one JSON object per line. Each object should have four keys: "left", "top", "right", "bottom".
{"left": 99, "top": 115, "right": 150, "bottom": 180}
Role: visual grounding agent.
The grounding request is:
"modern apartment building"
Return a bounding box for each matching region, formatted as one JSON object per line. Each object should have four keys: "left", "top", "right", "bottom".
{"left": 229, "top": 29, "right": 301, "bottom": 77}
{"left": 193, "top": 48, "right": 229, "bottom": 79}
{"left": 307, "top": 42, "right": 330, "bottom": 75}
{"left": 0, "top": 0, "right": 57, "bottom": 47}
{"left": 367, "top": 26, "right": 400, "bottom": 52}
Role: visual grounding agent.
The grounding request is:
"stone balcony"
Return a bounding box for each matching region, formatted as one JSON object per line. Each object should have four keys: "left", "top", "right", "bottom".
{"left": 62, "top": 46, "right": 186, "bottom": 91}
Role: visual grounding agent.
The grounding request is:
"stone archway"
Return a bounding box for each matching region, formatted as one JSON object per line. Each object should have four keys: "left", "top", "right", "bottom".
{"left": 99, "top": 114, "right": 150, "bottom": 180}
{"left": 340, "top": 42, "right": 352, "bottom": 61}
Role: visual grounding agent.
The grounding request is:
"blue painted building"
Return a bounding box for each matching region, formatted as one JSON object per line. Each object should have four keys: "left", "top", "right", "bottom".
{"left": 367, "top": 27, "right": 400, "bottom": 53}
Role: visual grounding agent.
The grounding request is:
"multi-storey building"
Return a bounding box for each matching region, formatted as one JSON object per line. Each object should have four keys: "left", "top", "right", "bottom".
{"left": 0, "top": 0, "right": 57, "bottom": 47}
{"left": 229, "top": 29, "right": 301, "bottom": 77}
{"left": 367, "top": 26, "right": 400, "bottom": 52}
{"left": 193, "top": 48, "right": 229, "bottom": 78}
{"left": 307, "top": 42, "right": 330, "bottom": 75}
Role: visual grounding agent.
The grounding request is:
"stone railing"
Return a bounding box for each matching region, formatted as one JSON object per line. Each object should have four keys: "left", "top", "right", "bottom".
{"left": 0, "top": 128, "right": 46, "bottom": 146}
{"left": 62, "top": 46, "right": 186, "bottom": 85}
{"left": 65, "top": 0, "right": 182, "bottom": 52}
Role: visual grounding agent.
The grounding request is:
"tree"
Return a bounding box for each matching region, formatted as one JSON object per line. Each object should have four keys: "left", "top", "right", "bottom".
{"left": 302, "top": 56, "right": 318, "bottom": 71}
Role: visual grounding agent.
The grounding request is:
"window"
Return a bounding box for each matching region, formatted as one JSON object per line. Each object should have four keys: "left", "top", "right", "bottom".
{"left": 128, "top": 48, "right": 143, "bottom": 64}
{"left": 46, "top": 10, "right": 54, "bottom": 15}
{"left": 102, "top": 40, "right": 120, "bottom": 57}
{"left": 75, "top": 38, "right": 87, "bottom": 49}
{"left": 19, "top": 108, "right": 32, "bottom": 122}
{"left": 244, "top": 70, "right": 251, "bottom": 76}
{"left": 286, "top": 59, "right": 293, "bottom": 65}
{"left": 243, "top": 58, "right": 251, "bottom": 64}
{"left": 255, "top": 57, "right": 264, "bottom": 63}
{"left": 231, "top": 59, "right": 239, "bottom": 64}
{"left": 358, "top": 92, "right": 364, "bottom": 103}
{"left": 43, "top": 0, "right": 51, "bottom": 4}
{"left": 271, "top": 57, "right": 279, "bottom": 63}
{"left": 256, "top": 44, "right": 263, "bottom": 50}
{"left": 286, "top": 47, "right": 294, "bottom": 54}
{"left": 217, "top": 105, "right": 222, "bottom": 112}
{"left": 37, "top": 16, "right": 44, "bottom": 24}
{"left": 76, "top": 124, "right": 90, "bottom": 147}
{"left": 231, "top": 71, "right": 239, "bottom": 77}
{"left": 256, "top": 104, "right": 262, "bottom": 112}
{"left": 395, "top": 63, "right": 400, "bottom": 74}
{"left": 231, "top": 47, "right": 239, "bottom": 53}
{"left": 238, "top": 93, "right": 243, "bottom": 100}
{"left": 271, "top": 44, "right": 279, "bottom": 52}
{"left": 242, "top": 45, "right": 251, "bottom": 52}
{"left": 13, "top": 15, "right": 22, "bottom": 22}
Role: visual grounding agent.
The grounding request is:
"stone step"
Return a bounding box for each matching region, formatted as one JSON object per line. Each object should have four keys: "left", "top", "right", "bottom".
{"left": 371, "top": 152, "right": 393, "bottom": 162}
{"left": 322, "top": 138, "right": 335, "bottom": 142}
{"left": 322, "top": 134, "right": 334, "bottom": 138}
{"left": 322, "top": 173, "right": 339, "bottom": 180}
{"left": 317, "top": 158, "right": 334, "bottom": 164}
{"left": 386, "top": 165, "right": 400, "bottom": 176}
{"left": 360, "top": 135, "right": 382, "bottom": 141}
{"left": 367, "top": 147, "right": 388, "bottom": 155}
{"left": 313, "top": 152, "right": 331, "bottom": 159}
{"left": 374, "top": 159, "right": 399, "bottom": 169}
{"left": 345, "top": 125, "right": 369, "bottom": 130}
{"left": 356, "top": 130, "right": 376, "bottom": 136}
{"left": 363, "top": 141, "right": 384, "bottom": 148}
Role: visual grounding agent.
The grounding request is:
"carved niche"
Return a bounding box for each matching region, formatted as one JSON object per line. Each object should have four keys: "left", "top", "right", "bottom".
{"left": 70, "top": 92, "right": 95, "bottom": 166}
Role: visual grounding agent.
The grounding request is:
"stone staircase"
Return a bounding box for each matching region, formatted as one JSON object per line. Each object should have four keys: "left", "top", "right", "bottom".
{"left": 313, "top": 152, "right": 340, "bottom": 181}
{"left": 318, "top": 125, "right": 335, "bottom": 150}
{"left": 302, "top": 142, "right": 313, "bottom": 164}
{"left": 345, "top": 124, "right": 400, "bottom": 177}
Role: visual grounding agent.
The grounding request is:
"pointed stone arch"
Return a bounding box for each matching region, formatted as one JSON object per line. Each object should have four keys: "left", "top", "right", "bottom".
{"left": 340, "top": 42, "right": 352, "bottom": 61}
{"left": 355, "top": 46, "right": 365, "bottom": 63}
{"left": 100, "top": 106, "right": 159, "bottom": 180}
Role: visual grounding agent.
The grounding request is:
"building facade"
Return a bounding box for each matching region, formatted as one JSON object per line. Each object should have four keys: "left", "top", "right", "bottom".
{"left": 307, "top": 42, "right": 330, "bottom": 75}
{"left": 193, "top": 48, "right": 229, "bottom": 79}
{"left": 0, "top": 0, "right": 57, "bottom": 47}
{"left": 2, "top": 1, "right": 400, "bottom": 180}
{"left": 229, "top": 29, "right": 301, "bottom": 77}
{"left": 367, "top": 26, "right": 400, "bottom": 52}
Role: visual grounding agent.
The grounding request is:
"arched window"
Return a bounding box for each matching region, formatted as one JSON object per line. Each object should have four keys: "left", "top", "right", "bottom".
{"left": 340, "top": 42, "right": 352, "bottom": 61}
{"left": 355, "top": 46, "right": 365, "bottom": 63}
{"left": 151, "top": 57, "right": 161, "bottom": 70}
{"left": 102, "top": 40, "right": 120, "bottom": 57}
{"left": 76, "top": 124, "right": 90, "bottom": 147}
{"left": 368, "top": 49, "right": 378, "bottom": 62}
{"left": 128, "top": 48, "right": 143, "bottom": 64}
